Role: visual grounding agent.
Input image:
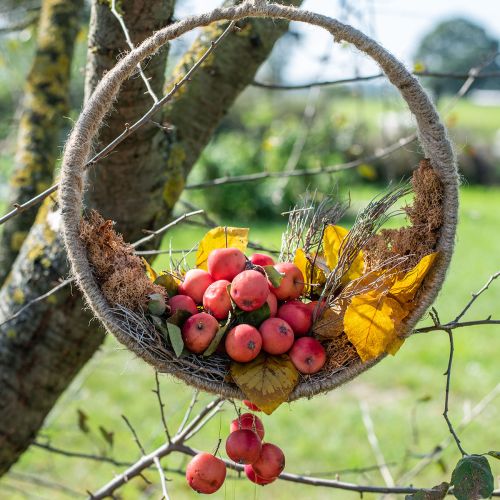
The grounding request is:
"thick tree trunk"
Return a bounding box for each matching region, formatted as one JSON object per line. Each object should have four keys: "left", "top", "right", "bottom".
{"left": 0, "top": 0, "right": 302, "bottom": 476}
{"left": 0, "top": 0, "right": 83, "bottom": 284}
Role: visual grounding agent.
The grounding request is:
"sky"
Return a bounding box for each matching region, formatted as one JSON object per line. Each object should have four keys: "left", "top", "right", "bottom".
{"left": 176, "top": 0, "right": 500, "bottom": 84}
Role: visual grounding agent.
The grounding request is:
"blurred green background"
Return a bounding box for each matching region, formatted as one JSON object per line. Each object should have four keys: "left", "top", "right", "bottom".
{"left": 1, "top": 0, "right": 500, "bottom": 498}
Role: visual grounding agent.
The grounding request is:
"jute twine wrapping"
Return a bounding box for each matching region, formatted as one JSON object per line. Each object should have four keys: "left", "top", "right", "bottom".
{"left": 59, "top": 1, "right": 458, "bottom": 400}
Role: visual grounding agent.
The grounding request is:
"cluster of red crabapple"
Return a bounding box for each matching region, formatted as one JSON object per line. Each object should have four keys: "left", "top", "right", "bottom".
{"left": 169, "top": 247, "right": 326, "bottom": 374}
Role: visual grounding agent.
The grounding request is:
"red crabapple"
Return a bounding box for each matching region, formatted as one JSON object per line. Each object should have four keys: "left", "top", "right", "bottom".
{"left": 208, "top": 247, "right": 246, "bottom": 281}
{"left": 266, "top": 292, "right": 278, "bottom": 317}
{"left": 269, "top": 263, "right": 304, "bottom": 301}
{"left": 182, "top": 312, "right": 219, "bottom": 354}
{"left": 186, "top": 452, "right": 226, "bottom": 494}
{"left": 203, "top": 279, "right": 231, "bottom": 320}
{"left": 179, "top": 269, "right": 214, "bottom": 304}
{"left": 230, "top": 413, "right": 265, "bottom": 440}
{"left": 169, "top": 294, "right": 198, "bottom": 316}
{"left": 252, "top": 443, "right": 285, "bottom": 479}
{"left": 259, "top": 317, "right": 295, "bottom": 355}
{"left": 250, "top": 253, "right": 275, "bottom": 267}
{"left": 289, "top": 337, "right": 326, "bottom": 374}
{"left": 277, "top": 301, "right": 312, "bottom": 337}
{"left": 243, "top": 400, "right": 261, "bottom": 412}
{"left": 225, "top": 324, "right": 262, "bottom": 362}
{"left": 244, "top": 464, "right": 276, "bottom": 485}
{"left": 230, "top": 270, "right": 269, "bottom": 312}
{"left": 225, "top": 429, "right": 262, "bottom": 464}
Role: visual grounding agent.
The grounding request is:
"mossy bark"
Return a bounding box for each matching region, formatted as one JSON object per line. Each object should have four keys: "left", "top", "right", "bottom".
{"left": 0, "top": 0, "right": 83, "bottom": 284}
{"left": 0, "top": 0, "right": 302, "bottom": 476}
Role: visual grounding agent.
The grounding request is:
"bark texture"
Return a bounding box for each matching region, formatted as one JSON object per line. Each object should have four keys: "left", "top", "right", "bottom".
{"left": 0, "top": 0, "right": 83, "bottom": 284}
{"left": 0, "top": 0, "right": 302, "bottom": 476}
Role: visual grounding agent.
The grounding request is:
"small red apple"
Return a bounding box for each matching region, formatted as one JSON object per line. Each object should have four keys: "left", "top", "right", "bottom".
{"left": 208, "top": 247, "right": 246, "bottom": 281}
{"left": 269, "top": 263, "right": 304, "bottom": 301}
{"left": 230, "top": 270, "right": 269, "bottom": 312}
{"left": 182, "top": 312, "right": 219, "bottom": 354}
{"left": 266, "top": 292, "right": 278, "bottom": 317}
{"left": 179, "top": 269, "right": 214, "bottom": 304}
{"left": 230, "top": 413, "right": 265, "bottom": 440}
{"left": 225, "top": 429, "right": 262, "bottom": 464}
{"left": 259, "top": 317, "right": 295, "bottom": 355}
{"left": 225, "top": 324, "right": 262, "bottom": 362}
{"left": 252, "top": 443, "right": 285, "bottom": 479}
{"left": 277, "top": 301, "right": 312, "bottom": 336}
{"left": 186, "top": 452, "right": 226, "bottom": 494}
{"left": 250, "top": 253, "right": 275, "bottom": 267}
{"left": 203, "top": 279, "right": 231, "bottom": 320}
{"left": 244, "top": 464, "right": 276, "bottom": 485}
{"left": 169, "top": 294, "right": 198, "bottom": 316}
{"left": 289, "top": 337, "right": 326, "bottom": 374}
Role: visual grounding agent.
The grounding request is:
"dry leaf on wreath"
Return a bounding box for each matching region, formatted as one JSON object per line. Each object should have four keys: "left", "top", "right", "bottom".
{"left": 293, "top": 248, "right": 326, "bottom": 295}
{"left": 312, "top": 302, "right": 347, "bottom": 339}
{"left": 230, "top": 354, "right": 299, "bottom": 415}
{"left": 142, "top": 257, "right": 158, "bottom": 282}
{"left": 390, "top": 252, "right": 438, "bottom": 303}
{"left": 322, "top": 225, "right": 364, "bottom": 282}
{"left": 343, "top": 292, "right": 406, "bottom": 362}
{"left": 195, "top": 226, "right": 249, "bottom": 270}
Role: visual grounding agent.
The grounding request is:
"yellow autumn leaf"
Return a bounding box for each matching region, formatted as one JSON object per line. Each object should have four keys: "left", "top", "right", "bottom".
{"left": 344, "top": 292, "right": 405, "bottom": 362}
{"left": 230, "top": 354, "right": 299, "bottom": 415}
{"left": 312, "top": 301, "right": 347, "bottom": 339}
{"left": 322, "top": 225, "right": 364, "bottom": 282}
{"left": 293, "top": 248, "right": 326, "bottom": 295}
{"left": 195, "top": 226, "right": 249, "bottom": 270}
{"left": 142, "top": 257, "right": 158, "bottom": 282}
{"left": 390, "top": 252, "right": 438, "bottom": 303}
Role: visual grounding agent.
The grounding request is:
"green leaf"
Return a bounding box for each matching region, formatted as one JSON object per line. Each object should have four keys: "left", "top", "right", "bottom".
{"left": 151, "top": 316, "right": 184, "bottom": 357}
{"left": 263, "top": 265, "right": 284, "bottom": 288}
{"left": 203, "top": 313, "right": 232, "bottom": 357}
{"left": 99, "top": 425, "right": 114, "bottom": 447}
{"left": 450, "top": 455, "right": 494, "bottom": 500}
{"left": 405, "top": 482, "right": 449, "bottom": 500}
{"left": 77, "top": 409, "right": 89, "bottom": 434}
{"left": 486, "top": 451, "right": 500, "bottom": 460}
{"left": 234, "top": 302, "right": 271, "bottom": 328}
{"left": 148, "top": 293, "right": 166, "bottom": 316}
{"left": 154, "top": 273, "right": 179, "bottom": 296}
{"left": 167, "top": 309, "right": 192, "bottom": 327}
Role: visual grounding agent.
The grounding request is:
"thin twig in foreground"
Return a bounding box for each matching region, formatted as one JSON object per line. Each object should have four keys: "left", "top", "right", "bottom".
{"left": 154, "top": 372, "right": 171, "bottom": 443}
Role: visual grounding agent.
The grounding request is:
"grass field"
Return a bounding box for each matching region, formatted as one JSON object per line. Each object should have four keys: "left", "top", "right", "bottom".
{"left": 2, "top": 185, "right": 499, "bottom": 499}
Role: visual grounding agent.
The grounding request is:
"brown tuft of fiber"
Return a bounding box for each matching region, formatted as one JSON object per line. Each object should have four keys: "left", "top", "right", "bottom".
{"left": 325, "top": 333, "right": 359, "bottom": 371}
{"left": 79, "top": 210, "right": 166, "bottom": 311}
{"left": 365, "top": 160, "right": 444, "bottom": 270}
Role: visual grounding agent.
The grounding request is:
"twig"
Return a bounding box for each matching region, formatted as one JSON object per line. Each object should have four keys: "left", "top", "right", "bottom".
{"left": 185, "top": 133, "right": 417, "bottom": 189}
{"left": 121, "top": 415, "right": 146, "bottom": 455}
{"left": 153, "top": 456, "right": 170, "bottom": 500}
{"left": 251, "top": 69, "right": 500, "bottom": 91}
{"left": 442, "top": 329, "right": 468, "bottom": 456}
{"left": 359, "top": 401, "right": 395, "bottom": 488}
{"left": 110, "top": 0, "right": 159, "bottom": 103}
{"left": 398, "top": 383, "right": 500, "bottom": 484}
{"left": 0, "top": 21, "right": 237, "bottom": 227}
{"left": 177, "top": 391, "right": 199, "bottom": 434}
{"left": 153, "top": 372, "right": 171, "bottom": 443}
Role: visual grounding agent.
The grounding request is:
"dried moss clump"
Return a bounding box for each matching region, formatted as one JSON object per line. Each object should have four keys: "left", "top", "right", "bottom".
{"left": 365, "top": 159, "right": 444, "bottom": 270}
{"left": 79, "top": 210, "right": 166, "bottom": 311}
{"left": 325, "top": 333, "right": 359, "bottom": 371}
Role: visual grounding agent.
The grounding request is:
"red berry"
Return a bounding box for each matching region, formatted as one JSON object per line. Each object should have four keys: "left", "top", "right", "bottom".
{"left": 203, "top": 279, "right": 231, "bottom": 320}
{"left": 252, "top": 443, "right": 285, "bottom": 479}
{"left": 266, "top": 292, "right": 278, "bottom": 317}
{"left": 185, "top": 452, "right": 226, "bottom": 494}
{"left": 243, "top": 400, "right": 261, "bottom": 412}
{"left": 225, "top": 429, "right": 262, "bottom": 464}
{"left": 230, "top": 413, "right": 265, "bottom": 440}
{"left": 179, "top": 269, "right": 214, "bottom": 304}
{"left": 269, "top": 263, "right": 304, "bottom": 301}
{"left": 250, "top": 253, "right": 275, "bottom": 267}
{"left": 289, "top": 337, "right": 326, "bottom": 374}
{"left": 259, "top": 317, "right": 295, "bottom": 355}
{"left": 208, "top": 247, "right": 246, "bottom": 281}
{"left": 182, "top": 312, "right": 219, "bottom": 354}
{"left": 225, "top": 324, "right": 262, "bottom": 362}
{"left": 277, "top": 301, "right": 312, "bottom": 337}
{"left": 169, "top": 294, "right": 198, "bottom": 316}
{"left": 230, "top": 270, "right": 269, "bottom": 312}
{"left": 244, "top": 464, "right": 276, "bottom": 485}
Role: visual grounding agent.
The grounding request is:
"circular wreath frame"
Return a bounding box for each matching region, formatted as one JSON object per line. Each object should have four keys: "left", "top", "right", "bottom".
{"left": 59, "top": 0, "right": 458, "bottom": 401}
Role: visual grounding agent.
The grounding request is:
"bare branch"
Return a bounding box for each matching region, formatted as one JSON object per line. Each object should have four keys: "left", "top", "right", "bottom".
{"left": 153, "top": 372, "right": 171, "bottom": 443}
{"left": 121, "top": 415, "right": 146, "bottom": 455}
{"left": 153, "top": 456, "right": 170, "bottom": 500}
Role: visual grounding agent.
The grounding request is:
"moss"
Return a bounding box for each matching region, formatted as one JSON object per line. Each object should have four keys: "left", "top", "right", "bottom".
{"left": 11, "top": 231, "right": 29, "bottom": 252}
{"left": 27, "top": 243, "right": 45, "bottom": 262}
{"left": 13, "top": 288, "right": 25, "bottom": 305}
